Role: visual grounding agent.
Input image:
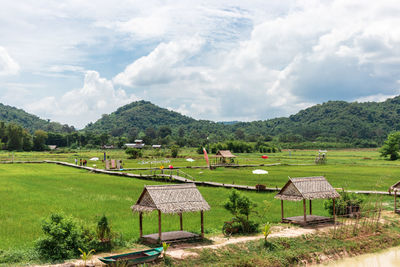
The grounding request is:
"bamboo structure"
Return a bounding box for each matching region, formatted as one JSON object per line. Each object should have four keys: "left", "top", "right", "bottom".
{"left": 131, "top": 183, "right": 210, "bottom": 244}
{"left": 389, "top": 181, "right": 400, "bottom": 214}
{"left": 275, "top": 176, "right": 340, "bottom": 225}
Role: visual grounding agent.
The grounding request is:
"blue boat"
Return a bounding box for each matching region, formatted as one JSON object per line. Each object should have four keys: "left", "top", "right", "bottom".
{"left": 98, "top": 247, "right": 163, "bottom": 265}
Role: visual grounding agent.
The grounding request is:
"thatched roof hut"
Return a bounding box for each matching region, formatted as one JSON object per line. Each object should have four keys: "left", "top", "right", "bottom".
{"left": 389, "top": 181, "right": 400, "bottom": 214}
{"left": 215, "top": 150, "right": 236, "bottom": 158}
{"left": 131, "top": 184, "right": 210, "bottom": 243}
{"left": 131, "top": 184, "right": 210, "bottom": 213}
{"left": 275, "top": 176, "right": 340, "bottom": 225}
{"left": 275, "top": 176, "right": 340, "bottom": 201}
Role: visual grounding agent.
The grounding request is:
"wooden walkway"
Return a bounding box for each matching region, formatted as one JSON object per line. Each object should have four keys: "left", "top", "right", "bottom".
{"left": 142, "top": 231, "right": 200, "bottom": 244}
{"left": 282, "top": 215, "right": 333, "bottom": 226}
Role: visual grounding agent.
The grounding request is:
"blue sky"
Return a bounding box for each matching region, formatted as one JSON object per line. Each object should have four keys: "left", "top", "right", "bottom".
{"left": 1, "top": 0, "right": 400, "bottom": 128}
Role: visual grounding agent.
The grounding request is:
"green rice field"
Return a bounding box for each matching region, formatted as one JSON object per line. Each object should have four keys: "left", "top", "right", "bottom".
{"left": 0, "top": 149, "right": 396, "bottom": 251}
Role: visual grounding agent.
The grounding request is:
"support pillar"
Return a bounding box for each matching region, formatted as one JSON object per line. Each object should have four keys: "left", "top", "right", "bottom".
{"left": 281, "top": 200, "right": 284, "bottom": 222}
{"left": 200, "top": 210, "right": 204, "bottom": 238}
{"left": 139, "top": 212, "right": 143, "bottom": 238}
{"left": 179, "top": 213, "right": 183, "bottom": 231}
{"left": 309, "top": 200, "right": 312, "bottom": 215}
{"left": 333, "top": 198, "right": 336, "bottom": 222}
{"left": 158, "top": 210, "right": 162, "bottom": 241}
{"left": 395, "top": 190, "right": 397, "bottom": 213}
{"left": 303, "top": 199, "right": 307, "bottom": 223}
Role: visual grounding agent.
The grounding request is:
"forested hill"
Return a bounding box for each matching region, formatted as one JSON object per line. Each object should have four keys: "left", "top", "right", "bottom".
{"left": 83, "top": 100, "right": 226, "bottom": 138}
{"left": 84, "top": 96, "right": 400, "bottom": 145}
{"left": 0, "top": 103, "right": 73, "bottom": 133}
{"left": 236, "top": 96, "right": 400, "bottom": 145}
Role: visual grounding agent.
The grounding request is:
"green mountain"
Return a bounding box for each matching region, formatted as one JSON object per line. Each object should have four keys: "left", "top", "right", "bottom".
{"left": 83, "top": 100, "right": 226, "bottom": 138}
{"left": 0, "top": 103, "right": 73, "bottom": 133}
{"left": 84, "top": 96, "right": 400, "bottom": 145}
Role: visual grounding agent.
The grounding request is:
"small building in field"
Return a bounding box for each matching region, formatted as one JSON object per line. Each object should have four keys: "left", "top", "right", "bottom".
{"left": 102, "top": 145, "right": 114, "bottom": 149}
{"left": 215, "top": 150, "right": 236, "bottom": 164}
{"left": 275, "top": 176, "right": 340, "bottom": 226}
{"left": 125, "top": 140, "right": 145, "bottom": 149}
{"left": 131, "top": 183, "right": 210, "bottom": 244}
{"left": 48, "top": 145, "right": 57, "bottom": 150}
{"left": 152, "top": 145, "right": 162, "bottom": 149}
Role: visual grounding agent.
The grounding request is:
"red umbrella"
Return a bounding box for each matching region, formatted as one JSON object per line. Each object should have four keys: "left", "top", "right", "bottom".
{"left": 261, "top": 155, "right": 268, "bottom": 159}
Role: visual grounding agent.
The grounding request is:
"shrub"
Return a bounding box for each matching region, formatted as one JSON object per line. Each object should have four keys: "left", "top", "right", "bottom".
{"left": 125, "top": 148, "right": 142, "bottom": 159}
{"left": 223, "top": 189, "right": 259, "bottom": 234}
{"left": 170, "top": 145, "right": 179, "bottom": 158}
{"left": 324, "top": 191, "right": 365, "bottom": 216}
{"left": 35, "top": 213, "right": 97, "bottom": 261}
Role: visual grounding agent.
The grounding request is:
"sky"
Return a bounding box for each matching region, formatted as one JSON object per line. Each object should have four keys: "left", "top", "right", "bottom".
{"left": 1, "top": 0, "right": 400, "bottom": 129}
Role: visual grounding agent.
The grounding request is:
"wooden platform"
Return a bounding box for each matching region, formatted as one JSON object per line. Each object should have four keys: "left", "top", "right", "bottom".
{"left": 141, "top": 231, "right": 201, "bottom": 244}
{"left": 282, "top": 215, "right": 334, "bottom": 226}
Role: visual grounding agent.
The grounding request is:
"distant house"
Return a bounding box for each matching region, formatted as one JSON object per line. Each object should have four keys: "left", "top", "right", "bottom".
{"left": 125, "top": 140, "right": 145, "bottom": 149}
{"left": 102, "top": 145, "right": 114, "bottom": 149}
{"left": 48, "top": 145, "right": 57, "bottom": 150}
{"left": 215, "top": 150, "right": 236, "bottom": 164}
{"left": 152, "top": 145, "right": 162, "bottom": 148}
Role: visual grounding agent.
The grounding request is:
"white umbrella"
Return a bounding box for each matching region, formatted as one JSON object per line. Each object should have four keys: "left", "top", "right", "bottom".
{"left": 186, "top": 158, "right": 195, "bottom": 162}
{"left": 252, "top": 169, "right": 268, "bottom": 174}
{"left": 90, "top": 157, "right": 99, "bottom": 161}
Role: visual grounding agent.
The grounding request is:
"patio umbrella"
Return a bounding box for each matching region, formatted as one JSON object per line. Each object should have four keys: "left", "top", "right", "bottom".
{"left": 252, "top": 169, "right": 268, "bottom": 174}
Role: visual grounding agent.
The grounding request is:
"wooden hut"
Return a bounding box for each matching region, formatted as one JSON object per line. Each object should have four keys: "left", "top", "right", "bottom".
{"left": 215, "top": 150, "right": 236, "bottom": 164}
{"left": 131, "top": 183, "right": 210, "bottom": 244}
{"left": 275, "top": 176, "right": 340, "bottom": 225}
{"left": 389, "top": 181, "right": 400, "bottom": 213}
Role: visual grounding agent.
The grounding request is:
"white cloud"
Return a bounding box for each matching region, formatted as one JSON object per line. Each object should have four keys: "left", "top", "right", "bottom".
{"left": 25, "top": 71, "right": 139, "bottom": 128}
{"left": 0, "top": 47, "right": 20, "bottom": 75}
{"left": 3, "top": 0, "right": 400, "bottom": 126}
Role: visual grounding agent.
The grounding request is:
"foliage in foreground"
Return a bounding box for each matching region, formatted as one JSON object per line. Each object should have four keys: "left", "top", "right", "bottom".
{"left": 324, "top": 191, "right": 365, "bottom": 216}
{"left": 35, "top": 213, "right": 116, "bottom": 262}
{"left": 223, "top": 189, "right": 259, "bottom": 235}
{"left": 164, "top": 221, "right": 400, "bottom": 267}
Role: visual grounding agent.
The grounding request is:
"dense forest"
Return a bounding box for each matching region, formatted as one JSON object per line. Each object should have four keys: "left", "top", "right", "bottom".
{"left": 2, "top": 96, "right": 400, "bottom": 150}
{"left": 0, "top": 103, "right": 75, "bottom": 134}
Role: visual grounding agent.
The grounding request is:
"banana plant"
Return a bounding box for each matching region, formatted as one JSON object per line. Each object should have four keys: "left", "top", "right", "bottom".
{"left": 263, "top": 222, "right": 272, "bottom": 242}
{"left": 78, "top": 248, "right": 96, "bottom": 267}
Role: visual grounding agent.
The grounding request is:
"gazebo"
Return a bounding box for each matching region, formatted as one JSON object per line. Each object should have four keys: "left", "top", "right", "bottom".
{"left": 215, "top": 150, "right": 236, "bottom": 164}
{"left": 275, "top": 176, "right": 340, "bottom": 225}
{"left": 389, "top": 181, "right": 400, "bottom": 213}
{"left": 131, "top": 183, "right": 210, "bottom": 244}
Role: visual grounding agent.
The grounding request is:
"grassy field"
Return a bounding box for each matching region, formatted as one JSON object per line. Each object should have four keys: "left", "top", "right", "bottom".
{"left": 0, "top": 163, "right": 343, "bottom": 251}
{"left": 0, "top": 148, "right": 397, "bottom": 252}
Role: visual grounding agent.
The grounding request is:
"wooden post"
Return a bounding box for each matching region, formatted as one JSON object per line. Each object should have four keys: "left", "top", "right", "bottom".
{"left": 158, "top": 210, "right": 162, "bottom": 241}
{"left": 309, "top": 200, "right": 312, "bottom": 215}
{"left": 281, "top": 200, "right": 284, "bottom": 222}
{"left": 395, "top": 190, "right": 397, "bottom": 213}
{"left": 139, "top": 212, "right": 143, "bottom": 238}
{"left": 333, "top": 198, "right": 336, "bottom": 222}
{"left": 200, "top": 210, "right": 204, "bottom": 238}
{"left": 303, "top": 199, "right": 307, "bottom": 223}
{"left": 179, "top": 213, "right": 183, "bottom": 231}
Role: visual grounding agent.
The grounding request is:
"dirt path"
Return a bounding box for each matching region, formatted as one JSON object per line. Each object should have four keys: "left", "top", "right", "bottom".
{"left": 167, "top": 224, "right": 332, "bottom": 259}
{"left": 34, "top": 224, "right": 333, "bottom": 266}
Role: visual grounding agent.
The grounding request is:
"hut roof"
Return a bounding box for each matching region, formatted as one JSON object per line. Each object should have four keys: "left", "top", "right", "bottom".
{"left": 275, "top": 176, "right": 340, "bottom": 201}
{"left": 215, "top": 150, "right": 236, "bottom": 158}
{"left": 389, "top": 181, "right": 400, "bottom": 192}
{"left": 131, "top": 183, "right": 210, "bottom": 214}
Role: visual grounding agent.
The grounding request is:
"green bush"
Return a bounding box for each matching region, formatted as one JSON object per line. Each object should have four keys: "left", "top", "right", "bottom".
{"left": 125, "top": 148, "right": 143, "bottom": 159}
{"left": 170, "top": 145, "right": 179, "bottom": 158}
{"left": 35, "top": 213, "right": 97, "bottom": 261}
{"left": 324, "top": 191, "right": 365, "bottom": 215}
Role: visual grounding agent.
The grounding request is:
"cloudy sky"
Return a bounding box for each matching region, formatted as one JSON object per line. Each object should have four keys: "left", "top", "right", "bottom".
{"left": 1, "top": 0, "right": 400, "bottom": 128}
